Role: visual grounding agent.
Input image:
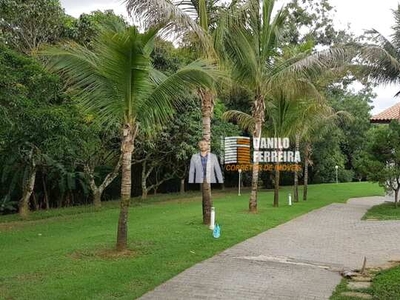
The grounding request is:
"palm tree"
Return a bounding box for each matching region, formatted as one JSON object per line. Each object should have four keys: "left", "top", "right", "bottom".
{"left": 359, "top": 5, "right": 400, "bottom": 92}
{"left": 267, "top": 93, "right": 326, "bottom": 207}
{"left": 295, "top": 64, "right": 355, "bottom": 201}
{"left": 43, "top": 22, "right": 221, "bottom": 251}
{"left": 217, "top": 0, "right": 347, "bottom": 212}
{"left": 267, "top": 44, "right": 333, "bottom": 206}
{"left": 224, "top": 85, "right": 326, "bottom": 207}
{"left": 126, "top": 0, "right": 227, "bottom": 225}
{"left": 295, "top": 105, "right": 333, "bottom": 201}
{"left": 290, "top": 84, "right": 338, "bottom": 203}
{"left": 300, "top": 108, "right": 351, "bottom": 200}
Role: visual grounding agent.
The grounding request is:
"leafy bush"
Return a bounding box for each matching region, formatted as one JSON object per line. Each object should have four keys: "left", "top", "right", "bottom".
{"left": 339, "top": 169, "right": 354, "bottom": 182}
{"left": 0, "top": 194, "right": 18, "bottom": 214}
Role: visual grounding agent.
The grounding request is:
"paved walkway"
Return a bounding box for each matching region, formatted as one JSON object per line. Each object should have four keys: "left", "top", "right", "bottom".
{"left": 140, "top": 197, "right": 400, "bottom": 300}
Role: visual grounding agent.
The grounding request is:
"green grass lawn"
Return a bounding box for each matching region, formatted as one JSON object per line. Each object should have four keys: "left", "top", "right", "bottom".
{"left": 371, "top": 266, "right": 400, "bottom": 299}
{"left": 0, "top": 182, "right": 382, "bottom": 300}
{"left": 330, "top": 265, "right": 400, "bottom": 300}
{"left": 363, "top": 202, "right": 400, "bottom": 220}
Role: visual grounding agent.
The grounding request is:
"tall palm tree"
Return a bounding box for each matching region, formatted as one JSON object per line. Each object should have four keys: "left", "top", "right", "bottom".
{"left": 217, "top": 0, "right": 347, "bottom": 212}
{"left": 43, "top": 22, "right": 221, "bottom": 251}
{"left": 126, "top": 0, "right": 227, "bottom": 225}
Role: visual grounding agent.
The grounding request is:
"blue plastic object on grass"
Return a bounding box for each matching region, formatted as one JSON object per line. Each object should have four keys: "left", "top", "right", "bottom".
{"left": 213, "top": 224, "right": 220, "bottom": 238}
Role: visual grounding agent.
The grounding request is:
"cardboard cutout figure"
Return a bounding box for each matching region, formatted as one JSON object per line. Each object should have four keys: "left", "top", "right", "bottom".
{"left": 189, "top": 140, "right": 223, "bottom": 184}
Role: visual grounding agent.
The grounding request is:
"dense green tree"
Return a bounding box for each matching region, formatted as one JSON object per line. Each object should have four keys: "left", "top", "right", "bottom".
{"left": 327, "top": 86, "right": 374, "bottom": 171}
{"left": 0, "top": 45, "right": 90, "bottom": 216}
{"left": 356, "top": 122, "right": 400, "bottom": 207}
{"left": 0, "top": 0, "right": 65, "bottom": 53}
{"left": 304, "top": 79, "right": 373, "bottom": 187}
{"left": 79, "top": 124, "right": 122, "bottom": 207}
{"left": 282, "top": 0, "right": 355, "bottom": 46}
{"left": 63, "top": 10, "right": 127, "bottom": 48}
{"left": 311, "top": 127, "right": 347, "bottom": 183}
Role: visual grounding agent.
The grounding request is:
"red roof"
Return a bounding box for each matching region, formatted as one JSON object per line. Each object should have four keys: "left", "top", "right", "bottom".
{"left": 370, "top": 102, "right": 400, "bottom": 123}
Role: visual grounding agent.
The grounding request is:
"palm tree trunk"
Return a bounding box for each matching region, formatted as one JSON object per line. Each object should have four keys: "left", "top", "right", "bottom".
{"left": 274, "top": 167, "right": 280, "bottom": 207}
{"left": 116, "top": 123, "right": 135, "bottom": 251}
{"left": 249, "top": 160, "right": 260, "bottom": 212}
{"left": 249, "top": 95, "right": 265, "bottom": 213}
{"left": 293, "top": 134, "right": 300, "bottom": 202}
{"left": 202, "top": 181, "right": 212, "bottom": 224}
{"left": 19, "top": 165, "right": 37, "bottom": 218}
{"left": 303, "top": 143, "right": 310, "bottom": 201}
{"left": 200, "top": 89, "right": 214, "bottom": 225}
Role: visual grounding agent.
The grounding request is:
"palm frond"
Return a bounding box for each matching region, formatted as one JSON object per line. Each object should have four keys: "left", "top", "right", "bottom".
{"left": 271, "top": 47, "right": 351, "bottom": 83}
{"left": 359, "top": 44, "right": 400, "bottom": 85}
{"left": 125, "top": 0, "right": 213, "bottom": 55}
{"left": 198, "top": 0, "right": 208, "bottom": 30}
{"left": 222, "top": 110, "right": 254, "bottom": 132}
{"left": 365, "top": 28, "right": 399, "bottom": 57}
{"left": 222, "top": 22, "right": 259, "bottom": 88}
{"left": 261, "top": 0, "right": 287, "bottom": 63}
{"left": 42, "top": 41, "right": 101, "bottom": 88}
{"left": 391, "top": 5, "right": 400, "bottom": 50}
{"left": 139, "top": 59, "right": 223, "bottom": 129}
{"left": 43, "top": 20, "right": 221, "bottom": 132}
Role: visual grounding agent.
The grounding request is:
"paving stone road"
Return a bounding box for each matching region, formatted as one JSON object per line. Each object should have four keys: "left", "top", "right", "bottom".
{"left": 139, "top": 197, "right": 400, "bottom": 300}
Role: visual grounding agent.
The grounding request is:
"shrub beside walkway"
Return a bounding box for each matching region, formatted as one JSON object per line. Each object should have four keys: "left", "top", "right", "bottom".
{"left": 140, "top": 197, "right": 400, "bottom": 300}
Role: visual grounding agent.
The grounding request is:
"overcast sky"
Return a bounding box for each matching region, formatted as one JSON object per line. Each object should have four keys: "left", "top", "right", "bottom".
{"left": 60, "top": 0, "right": 400, "bottom": 115}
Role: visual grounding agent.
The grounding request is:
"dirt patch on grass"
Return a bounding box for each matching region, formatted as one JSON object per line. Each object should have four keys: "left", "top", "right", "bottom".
{"left": 68, "top": 248, "right": 137, "bottom": 260}
{"left": 97, "top": 249, "right": 137, "bottom": 259}
{"left": 0, "top": 214, "right": 84, "bottom": 232}
{"left": 160, "top": 191, "right": 248, "bottom": 205}
{"left": 0, "top": 219, "right": 50, "bottom": 232}
{"left": 146, "top": 196, "right": 202, "bottom": 206}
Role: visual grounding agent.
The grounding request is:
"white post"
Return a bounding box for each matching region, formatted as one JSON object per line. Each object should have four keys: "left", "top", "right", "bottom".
{"left": 288, "top": 193, "right": 292, "bottom": 206}
{"left": 209, "top": 207, "right": 215, "bottom": 230}
{"left": 238, "top": 169, "right": 242, "bottom": 196}
{"left": 335, "top": 165, "right": 338, "bottom": 184}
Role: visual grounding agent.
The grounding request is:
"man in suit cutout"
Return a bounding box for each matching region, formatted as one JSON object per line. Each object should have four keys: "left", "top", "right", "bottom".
{"left": 189, "top": 139, "right": 224, "bottom": 184}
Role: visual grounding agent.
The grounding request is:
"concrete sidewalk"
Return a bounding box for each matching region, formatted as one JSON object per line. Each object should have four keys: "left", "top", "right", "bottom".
{"left": 139, "top": 197, "right": 400, "bottom": 300}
